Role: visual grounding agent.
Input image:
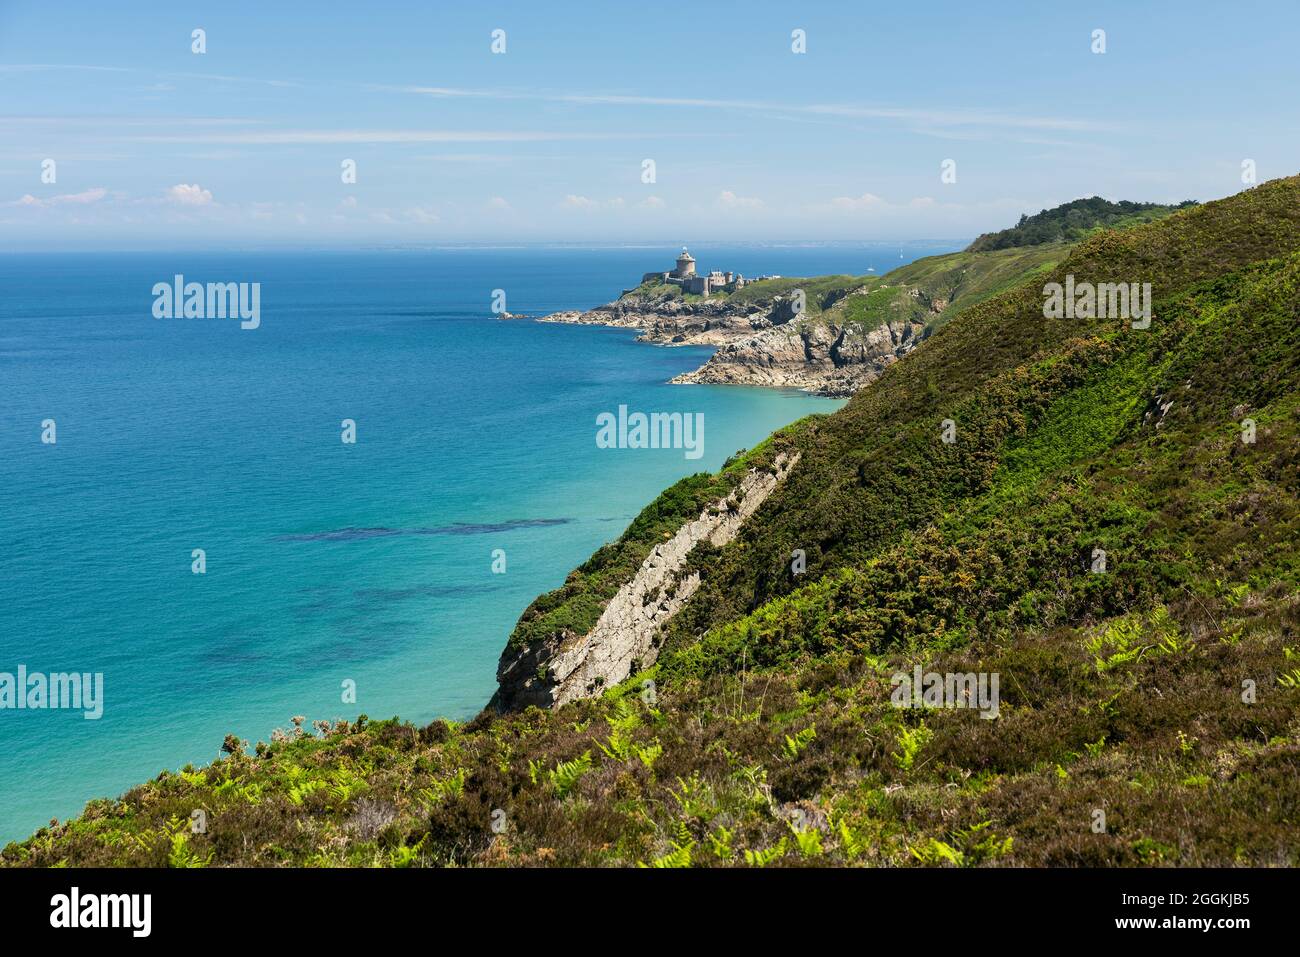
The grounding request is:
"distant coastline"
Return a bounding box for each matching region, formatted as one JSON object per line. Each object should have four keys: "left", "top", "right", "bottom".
{"left": 536, "top": 246, "right": 925, "bottom": 397}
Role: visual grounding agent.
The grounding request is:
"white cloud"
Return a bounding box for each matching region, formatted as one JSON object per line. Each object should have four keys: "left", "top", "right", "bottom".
{"left": 0, "top": 64, "right": 132, "bottom": 74}
{"left": 638, "top": 196, "right": 665, "bottom": 209}
{"left": 403, "top": 205, "right": 439, "bottom": 224}
{"left": 718, "top": 190, "right": 763, "bottom": 210}
{"left": 387, "top": 85, "right": 1112, "bottom": 135}
{"left": 166, "top": 183, "right": 213, "bottom": 206}
{"left": 0, "top": 63, "right": 299, "bottom": 89}
{"left": 562, "top": 194, "right": 625, "bottom": 211}
{"left": 830, "top": 192, "right": 885, "bottom": 211}
{"left": 421, "top": 154, "right": 516, "bottom": 164}
{"left": 6, "top": 187, "right": 108, "bottom": 208}
{"left": 825, "top": 193, "right": 940, "bottom": 213}
{"left": 807, "top": 193, "right": 1041, "bottom": 237}
{"left": 360, "top": 203, "right": 438, "bottom": 225}
{"left": 486, "top": 196, "right": 511, "bottom": 210}
{"left": 130, "top": 130, "right": 651, "bottom": 145}
{"left": 55, "top": 187, "right": 108, "bottom": 205}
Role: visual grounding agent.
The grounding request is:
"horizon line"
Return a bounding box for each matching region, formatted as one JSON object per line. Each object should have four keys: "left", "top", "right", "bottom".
{"left": 0, "top": 237, "right": 976, "bottom": 254}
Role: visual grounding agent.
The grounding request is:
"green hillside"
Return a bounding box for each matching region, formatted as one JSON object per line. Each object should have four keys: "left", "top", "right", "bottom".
{"left": 506, "top": 243, "right": 1069, "bottom": 657}
{"left": 653, "top": 181, "right": 1300, "bottom": 643}
{"left": 826, "top": 242, "right": 1067, "bottom": 338}
{"left": 623, "top": 244, "right": 1065, "bottom": 328}
{"left": 620, "top": 217, "right": 1093, "bottom": 354}
{"left": 6, "top": 179, "right": 1300, "bottom": 868}
{"left": 968, "top": 196, "right": 1197, "bottom": 252}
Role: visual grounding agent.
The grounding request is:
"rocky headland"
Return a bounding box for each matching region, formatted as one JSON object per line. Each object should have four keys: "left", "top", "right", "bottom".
{"left": 538, "top": 279, "right": 924, "bottom": 397}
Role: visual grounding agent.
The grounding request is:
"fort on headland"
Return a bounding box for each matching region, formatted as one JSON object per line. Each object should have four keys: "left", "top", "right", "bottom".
{"left": 637, "top": 247, "right": 778, "bottom": 296}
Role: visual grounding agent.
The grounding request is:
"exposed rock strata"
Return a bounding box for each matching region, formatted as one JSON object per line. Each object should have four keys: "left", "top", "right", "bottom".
{"left": 492, "top": 452, "right": 799, "bottom": 711}
{"left": 539, "top": 288, "right": 939, "bottom": 397}
{"left": 671, "top": 318, "right": 926, "bottom": 396}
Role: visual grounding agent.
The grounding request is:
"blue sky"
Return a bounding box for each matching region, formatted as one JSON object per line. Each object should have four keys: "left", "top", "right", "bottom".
{"left": 1, "top": 0, "right": 1296, "bottom": 248}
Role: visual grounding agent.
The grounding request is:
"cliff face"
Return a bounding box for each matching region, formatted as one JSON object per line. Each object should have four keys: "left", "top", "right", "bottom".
{"left": 671, "top": 315, "right": 928, "bottom": 396}
{"left": 491, "top": 452, "right": 800, "bottom": 710}
{"left": 17, "top": 181, "right": 1300, "bottom": 870}
{"left": 539, "top": 295, "right": 910, "bottom": 395}
{"left": 539, "top": 286, "right": 886, "bottom": 395}
{"left": 539, "top": 245, "right": 1064, "bottom": 396}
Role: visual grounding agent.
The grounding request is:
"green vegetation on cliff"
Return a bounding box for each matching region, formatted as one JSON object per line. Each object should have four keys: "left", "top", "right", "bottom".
{"left": 828, "top": 242, "right": 1067, "bottom": 338}
{"left": 7, "top": 179, "right": 1300, "bottom": 868}
{"left": 505, "top": 420, "right": 814, "bottom": 651}
{"left": 660, "top": 180, "right": 1300, "bottom": 641}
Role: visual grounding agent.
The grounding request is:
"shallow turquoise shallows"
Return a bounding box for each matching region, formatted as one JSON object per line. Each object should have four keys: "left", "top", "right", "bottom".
{"left": 0, "top": 242, "right": 954, "bottom": 841}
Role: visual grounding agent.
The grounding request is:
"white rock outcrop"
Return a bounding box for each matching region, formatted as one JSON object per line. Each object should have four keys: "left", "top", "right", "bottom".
{"left": 493, "top": 453, "right": 799, "bottom": 709}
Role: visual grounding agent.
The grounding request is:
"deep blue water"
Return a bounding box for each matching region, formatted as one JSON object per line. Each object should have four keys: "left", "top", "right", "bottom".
{"left": 0, "top": 241, "right": 956, "bottom": 841}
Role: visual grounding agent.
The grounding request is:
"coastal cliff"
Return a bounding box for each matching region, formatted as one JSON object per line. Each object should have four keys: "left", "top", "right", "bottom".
{"left": 25, "top": 187, "right": 1300, "bottom": 871}
{"left": 492, "top": 452, "right": 800, "bottom": 710}
{"left": 498, "top": 204, "right": 1205, "bottom": 708}
{"left": 538, "top": 243, "right": 1074, "bottom": 397}
{"left": 538, "top": 293, "right": 765, "bottom": 346}
{"left": 539, "top": 281, "right": 892, "bottom": 396}
{"left": 670, "top": 313, "right": 927, "bottom": 394}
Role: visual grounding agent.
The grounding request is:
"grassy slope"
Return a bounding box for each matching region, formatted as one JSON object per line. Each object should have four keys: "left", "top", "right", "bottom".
{"left": 824, "top": 243, "right": 1066, "bottom": 338}
{"left": 633, "top": 197, "right": 1188, "bottom": 332}
{"left": 6, "top": 180, "right": 1300, "bottom": 868}
{"left": 509, "top": 245, "right": 1073, "bottom": 655}
{"left": 662, "top": 178, "right": 1300, "bottom": 642}
{"left": 626, "top": 245, "right": 1065, "bottom": 332}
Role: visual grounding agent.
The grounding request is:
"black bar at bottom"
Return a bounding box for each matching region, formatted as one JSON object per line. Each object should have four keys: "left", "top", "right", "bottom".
{"left": 0, "top": 866, "right": 1283, "bottom": 943}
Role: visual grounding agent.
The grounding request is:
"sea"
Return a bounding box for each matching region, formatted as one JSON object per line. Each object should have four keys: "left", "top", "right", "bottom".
{"left": 0, "top": 241, "right": 957, "bottom": 842}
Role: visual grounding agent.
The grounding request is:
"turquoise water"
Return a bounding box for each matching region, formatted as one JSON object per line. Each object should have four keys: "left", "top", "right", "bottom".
{"left": 0, "top": 242, "right": 953, "bottom": 841}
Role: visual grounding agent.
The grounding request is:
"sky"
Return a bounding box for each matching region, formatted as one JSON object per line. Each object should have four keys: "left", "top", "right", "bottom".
{"left": 1, "top": 0, "right": 1297, "bottom": 249}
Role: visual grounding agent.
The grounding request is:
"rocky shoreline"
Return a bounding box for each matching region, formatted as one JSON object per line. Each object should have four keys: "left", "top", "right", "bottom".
{"left": 537, "top": 286, "right": 933, "bottom": 398}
